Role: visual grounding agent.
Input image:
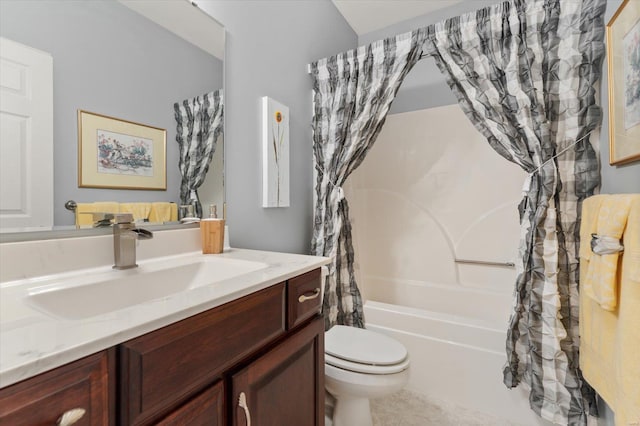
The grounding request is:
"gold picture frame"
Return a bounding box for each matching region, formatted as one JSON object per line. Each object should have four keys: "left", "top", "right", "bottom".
{"left": 607, "top": 0, "right": 640, "bottom": 165}
{"left": 78, "top": 110, "right": 167, "bottom": 190}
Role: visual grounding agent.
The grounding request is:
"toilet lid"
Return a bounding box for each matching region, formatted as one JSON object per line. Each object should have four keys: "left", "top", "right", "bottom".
{"left": 325, "top": 325, "right": 408, "bottom": 367}
{"left": 325, "top": 353, "right": 410, "bottom": 375}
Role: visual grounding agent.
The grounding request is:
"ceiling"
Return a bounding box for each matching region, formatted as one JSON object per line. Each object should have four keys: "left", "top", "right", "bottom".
{"left": 332, "top": 0, "right": 464, "bottom": 35}
{"left": 118, "top": 0, "right": 225, "bottom": 59}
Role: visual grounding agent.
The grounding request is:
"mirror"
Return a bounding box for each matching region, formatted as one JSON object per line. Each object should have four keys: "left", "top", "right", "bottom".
{"left": 0, "top": 0, "right": 224, "bottom": 241}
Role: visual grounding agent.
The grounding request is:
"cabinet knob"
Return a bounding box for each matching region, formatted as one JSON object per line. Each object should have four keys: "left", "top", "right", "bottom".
{"left": 238, "top": 392, "right": 252, "bottom": 426}
{"left": 298, "top": 288, "right": 321, "bottom": 303}
{"left": 56, "top": 408, "right": 86, "bottom": 426}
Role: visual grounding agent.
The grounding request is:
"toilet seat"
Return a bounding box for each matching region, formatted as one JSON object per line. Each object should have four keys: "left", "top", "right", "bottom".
{"left": 325, "top": 325, "right": 409, "bottom": 375}
{"left": 326, "top": 353, "right": 410, "bottom": 375}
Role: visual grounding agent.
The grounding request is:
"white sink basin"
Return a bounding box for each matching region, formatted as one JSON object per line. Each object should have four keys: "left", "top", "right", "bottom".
{"left": 25, "top": 255, "right": 268, "bottom": 320}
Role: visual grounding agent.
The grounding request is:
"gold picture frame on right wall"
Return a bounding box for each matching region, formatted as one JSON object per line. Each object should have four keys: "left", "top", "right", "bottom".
{"left": 607, "top": 0, "right": 640, "bottom": 165}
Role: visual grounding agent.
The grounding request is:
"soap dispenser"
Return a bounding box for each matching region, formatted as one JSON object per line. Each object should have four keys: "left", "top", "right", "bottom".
{"left": 200, "top": 204, "right": 225, "bottom": 254}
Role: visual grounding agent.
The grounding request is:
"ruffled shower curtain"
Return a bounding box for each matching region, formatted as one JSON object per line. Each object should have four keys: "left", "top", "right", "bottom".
{"left": 310, "top": 0, "right": 606, "bottom": 423}
{"left": 309, "top": 32, "right": 424, "bottom": 329}
{"left": 421, "top": 0, "right": 605, "bottom": 423}
{"left": 174, "top": 90, "right": 224, "bottom": 218}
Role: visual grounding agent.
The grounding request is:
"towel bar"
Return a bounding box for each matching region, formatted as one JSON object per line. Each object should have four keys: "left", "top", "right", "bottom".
{"left": 454, "top": 259, "right": 515, "bottom": 268}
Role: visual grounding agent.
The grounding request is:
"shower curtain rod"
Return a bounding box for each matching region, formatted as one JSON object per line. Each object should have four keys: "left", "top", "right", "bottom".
{"left": 305, "top": 52, "right": 430, "bottom": 74}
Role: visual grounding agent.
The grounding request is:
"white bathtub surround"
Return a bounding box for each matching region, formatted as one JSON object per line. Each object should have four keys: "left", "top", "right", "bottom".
{"left": 343, "top": 104, "right": 545, "bottom": 423}
{"left": 344, "top": 107, "right": 526, "bottom": 307}
{"left": 0, "top": 228, "right": 330, "bottom": 387}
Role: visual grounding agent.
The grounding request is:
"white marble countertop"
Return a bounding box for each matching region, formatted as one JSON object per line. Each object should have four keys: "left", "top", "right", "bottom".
{"left": 0, "top": 245, "right": 330, "bottom": 388}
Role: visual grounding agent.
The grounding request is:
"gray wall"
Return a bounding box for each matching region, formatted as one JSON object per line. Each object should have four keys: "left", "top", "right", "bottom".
{"left": 360, "top": 0, "right": 639, "bottom": 195}
{"left": 199, "top": 0, "right": 357, "bottom": 254}
{"left": 0, "top": 0, "right": 223, "bottom": 226}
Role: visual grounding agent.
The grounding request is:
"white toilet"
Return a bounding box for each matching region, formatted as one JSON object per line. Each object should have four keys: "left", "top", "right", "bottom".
{"left": 324, "top": 325, "right": 410, "bottom": 426}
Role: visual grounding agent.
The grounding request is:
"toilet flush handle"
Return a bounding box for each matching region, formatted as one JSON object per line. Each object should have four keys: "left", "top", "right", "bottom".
{"left": 298, "top": 288, "right": 321, "bottom": 303}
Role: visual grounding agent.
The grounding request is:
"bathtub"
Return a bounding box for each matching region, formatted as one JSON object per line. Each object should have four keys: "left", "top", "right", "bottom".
{"left": 363, "top": 282, "right": 552, "bottom": 426}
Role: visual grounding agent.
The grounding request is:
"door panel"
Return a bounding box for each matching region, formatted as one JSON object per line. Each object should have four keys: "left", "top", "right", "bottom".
{"left": 232, "top": 317, "right": 324, "bottom": 426}
{"left": 0, "top": 37, "right": 53, "bottom": 231}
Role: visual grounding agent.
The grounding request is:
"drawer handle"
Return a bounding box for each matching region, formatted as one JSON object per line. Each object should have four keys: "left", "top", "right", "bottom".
{"left": 298, "top": 288, "right": 321, "bottom": 303}
{"left": 238, "top": 392, "right": 251, "bottom": 426}
{"left": 56, "top": 408, "right": 86, "bottom": 426}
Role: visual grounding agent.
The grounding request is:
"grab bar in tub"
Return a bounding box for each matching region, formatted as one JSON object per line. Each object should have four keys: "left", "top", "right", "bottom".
{"left": 454, "top": 259, "right": 515, "bottom": 268}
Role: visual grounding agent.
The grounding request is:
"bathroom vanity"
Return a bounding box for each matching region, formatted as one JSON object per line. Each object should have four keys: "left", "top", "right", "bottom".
{"left": 0, "top": 229, "right": 329, "bottom": 425}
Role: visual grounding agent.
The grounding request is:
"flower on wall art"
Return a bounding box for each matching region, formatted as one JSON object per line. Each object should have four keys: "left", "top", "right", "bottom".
{"left": 262, "top": 96, "right": 290, "bottom": 207}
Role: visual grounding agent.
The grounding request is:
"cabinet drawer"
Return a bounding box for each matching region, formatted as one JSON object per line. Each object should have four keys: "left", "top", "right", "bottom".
{"left": 119, "top": 283, "right": 285, "bottom": 425}
{"left": 0, "top": 350, "right": 113, "bottom": 426}
{"left": 287, "top": 268, "right": 322, "bottom": 329}
{"left": 156, "top": 381, "right": 224, "bottom": 426}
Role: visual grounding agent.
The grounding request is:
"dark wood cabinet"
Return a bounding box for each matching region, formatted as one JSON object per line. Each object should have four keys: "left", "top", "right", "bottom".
{"left": 287, "top": 268, "right": 322, "bottom": 330}
{"left": 118, "top": 283, "right": 286, "bottom": 425}
{"left": 156, "top": 381, "right": 224, "bottom": 426}
{"left": 0, "top": 349, "right": 114, "bottom": 426}
{"left": 231, "top": 317, "right": 325, "bottom": 426}
{"left": 0, "top": 268, "right": 324, "bottom": 426}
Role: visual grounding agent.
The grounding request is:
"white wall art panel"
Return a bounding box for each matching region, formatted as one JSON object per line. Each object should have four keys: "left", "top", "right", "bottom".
{"left": 261, "top": 96, "right": 290, "bottom": 208}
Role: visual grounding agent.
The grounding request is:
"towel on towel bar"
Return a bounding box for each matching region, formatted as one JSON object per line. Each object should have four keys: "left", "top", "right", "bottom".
{"left": 75, "top": 202, "right": 119, "bottom": 226}
{"left": 119, "top": 203, "right": 152, "bottom": 222}
{"left": 579, "top": 194, "right": 640, "bottom": 426}
{"left": 148, "top": 202, "right": 177, "bottom": 223}
{"left": 580, "top": 195, "right": 633, "bottom": 311}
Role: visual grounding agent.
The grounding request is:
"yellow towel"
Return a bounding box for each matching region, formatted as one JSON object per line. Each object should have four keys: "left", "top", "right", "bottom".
{"left": 582, "top": 195, "right": 633, "bottom": 311}
{"left": 75, "top": 201, "right": 119, "bottom": 226}
{"left": 149, "top": 202, "right": 177, "bottom": 223}
{"left": 168, "top": 202, "right": 177, "bottom": 221}
{"left": 119, "top": 203, "right": 152, "bottom": 222}
{"left": 579, "top": 194, "right": 640, "bottom": 426}
{"left": 93, "top": 202, "right": 120, "bottom": 215}
{"left": 75, "top": 203, "right": 96, "bottom": 227}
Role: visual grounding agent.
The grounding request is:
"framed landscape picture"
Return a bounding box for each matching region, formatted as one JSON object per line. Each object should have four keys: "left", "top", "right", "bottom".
{"left": 607, "top": 0, "right": 640, "bottom": 165}
{"left": 78, "top": 110, "right": 166, "bottom": 190}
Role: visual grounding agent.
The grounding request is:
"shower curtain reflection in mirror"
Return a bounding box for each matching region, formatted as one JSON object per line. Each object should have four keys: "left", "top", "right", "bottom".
{"left": 175, "top": 90, "right": 224, "bottom": 218}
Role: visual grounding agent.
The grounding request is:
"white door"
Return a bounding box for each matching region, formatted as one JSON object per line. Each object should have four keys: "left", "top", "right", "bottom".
{"left": 0, "top": 37, "right": 53, "bottom": 232}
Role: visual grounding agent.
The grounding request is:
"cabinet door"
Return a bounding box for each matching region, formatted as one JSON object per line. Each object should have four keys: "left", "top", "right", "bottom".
{"left": 0, "top": 350, "right": 114, "bottom": 426}
{"left": 156, "top": 381, "right": 224, "bottom": 426}
{"left": 231, "top": 316, "right": 324, "bottom": 426}
{"left": 119, "top": 283, "right": 285, "bottom": 425}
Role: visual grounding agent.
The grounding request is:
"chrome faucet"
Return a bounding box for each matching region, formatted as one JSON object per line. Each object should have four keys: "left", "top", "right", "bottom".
{"left": 112, "top": 213, "right": 153, "bottom": 270}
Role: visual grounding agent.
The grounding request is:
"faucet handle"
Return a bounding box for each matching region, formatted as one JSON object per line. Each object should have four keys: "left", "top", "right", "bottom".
{"left": 113, "top": 213, "right": 134, "bottom": 224}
